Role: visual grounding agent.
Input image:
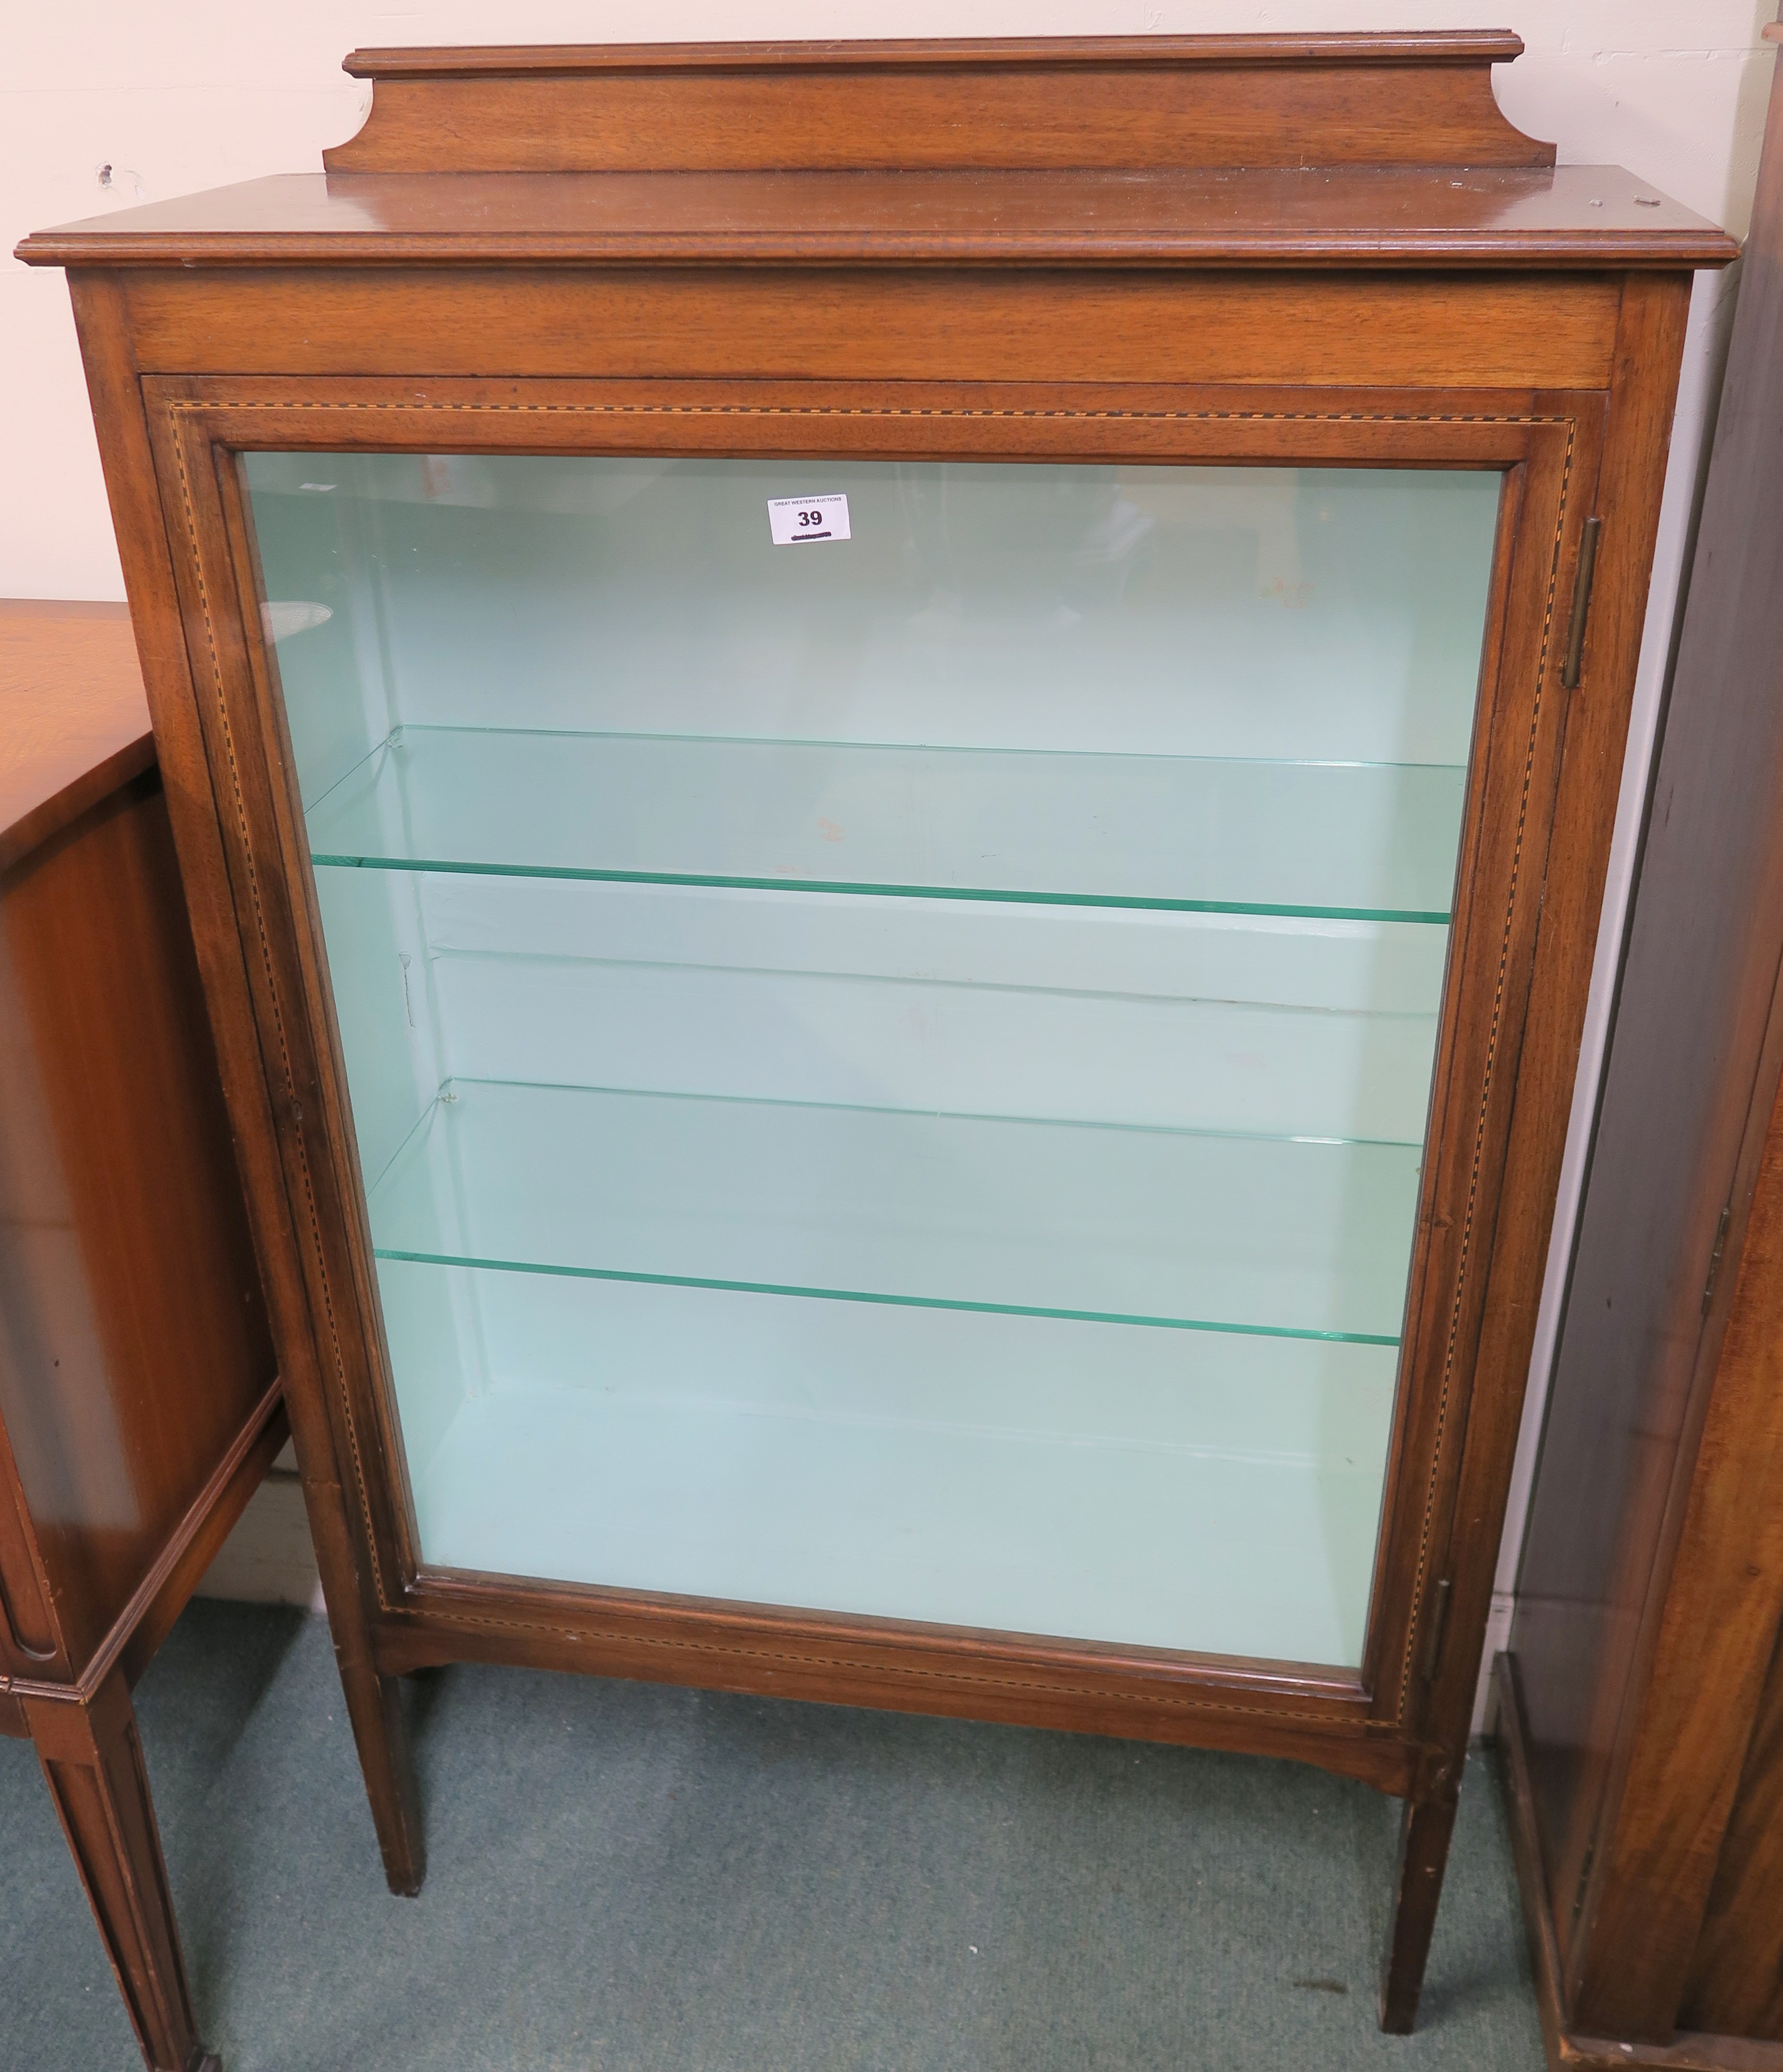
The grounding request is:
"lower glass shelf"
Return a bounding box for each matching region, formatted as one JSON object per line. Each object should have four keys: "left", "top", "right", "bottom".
{"left": 367, "top": 1077, "right": 1419, "bottom": 1343}
{"left": 380, "top": 1261, "right": 1395, "bottom": 1666}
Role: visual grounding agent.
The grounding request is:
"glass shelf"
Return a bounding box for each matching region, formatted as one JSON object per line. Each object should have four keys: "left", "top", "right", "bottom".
{"left": 309, "top": 725, "right": 1465, "bottom": 924}
{"left": 382, "top": 1262, "right": 1395, "bottom": 1665}
{"left": 368, "top": 1078, "right": 1418, "bottom": 1344}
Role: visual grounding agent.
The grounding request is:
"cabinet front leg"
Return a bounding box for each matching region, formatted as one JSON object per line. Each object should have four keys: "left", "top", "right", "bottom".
{"left": 23, "top": 1671, "right": 218, "bottom": 2072}
{"left": 290, "top": 1435, "right": 425, "bottom": 1894}
{"left": 337, "top": 1656, "right": 425, "bottom": 1897}
{"left": 1378, "top": 1790, "right": 1459, "bottom": 2033}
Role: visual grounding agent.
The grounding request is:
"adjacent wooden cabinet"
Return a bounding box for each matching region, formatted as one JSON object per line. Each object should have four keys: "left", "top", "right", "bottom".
{"left": 0, "top": 601, "right": 281, "bottom": 2072}
{"left": 1499, "top": 22, "right": 1783, "bottom": 2071}
{"left": 17, "top": 32, "right": 1736, "bottom": 2033}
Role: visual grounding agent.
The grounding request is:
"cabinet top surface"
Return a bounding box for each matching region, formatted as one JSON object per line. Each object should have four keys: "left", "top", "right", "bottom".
{"left": 17, "top": 165, "right": 1732, "bottom": 272}
{"left": 14, "top": 34, "right": 1735, "bottom": 271}
{"left": 0, "top": 603, "right": 151, "bottom": 873}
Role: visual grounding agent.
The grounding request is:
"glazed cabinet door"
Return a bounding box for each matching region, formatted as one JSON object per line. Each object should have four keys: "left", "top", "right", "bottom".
{"left": 147, "top": 383, "right": 1597, "bottom": 1718}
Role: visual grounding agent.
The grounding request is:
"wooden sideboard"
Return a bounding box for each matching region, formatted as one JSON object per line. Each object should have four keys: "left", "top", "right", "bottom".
{"left": 1498, "top": 22, "right": 1783, "bottom": 2071}
{"left": 1, "top": 600, "right": 282, "bottom": 2072}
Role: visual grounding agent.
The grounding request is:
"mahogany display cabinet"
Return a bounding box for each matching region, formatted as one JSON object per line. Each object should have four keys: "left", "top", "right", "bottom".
{"left": 17, "top": 31, "right": 1737, "bottom": 2033}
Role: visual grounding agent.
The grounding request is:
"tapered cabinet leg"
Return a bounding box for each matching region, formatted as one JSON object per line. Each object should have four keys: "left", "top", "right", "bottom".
{"left": 336, "top": 1654, "right": 425, "bottom": 1897}
{"left": 1379, "top": 1791, "right": 1460, "bottom": 2034}
{"left": 22, "top": 1671, "right": 219, "bottom": 2072}
{"left": 292, "top": 1455, "right": 425, "bottom": 1892}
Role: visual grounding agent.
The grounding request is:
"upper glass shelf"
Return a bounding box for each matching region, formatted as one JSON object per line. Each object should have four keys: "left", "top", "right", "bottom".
{"left": 308, "top": 725, "right": 1466, "bottom": 923}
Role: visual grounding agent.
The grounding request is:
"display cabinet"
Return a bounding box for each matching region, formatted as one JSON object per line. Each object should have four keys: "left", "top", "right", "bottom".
{"left": 17, "top": 32, "right": 1735, "bottom": 2033}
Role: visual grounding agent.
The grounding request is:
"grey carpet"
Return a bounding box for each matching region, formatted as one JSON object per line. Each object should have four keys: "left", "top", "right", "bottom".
{"left": 1, "top": 1601, "right": 1543, "bottom": 2071}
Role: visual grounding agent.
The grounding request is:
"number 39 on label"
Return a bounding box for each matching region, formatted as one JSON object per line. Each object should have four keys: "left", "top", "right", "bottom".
{"left": 767, "top": 493, "right": 851, "bottom": 546}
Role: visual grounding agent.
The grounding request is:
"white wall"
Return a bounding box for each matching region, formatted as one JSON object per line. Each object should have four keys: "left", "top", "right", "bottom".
{"left": 5, "top": 5, "right": 1777, "bottom": 1653}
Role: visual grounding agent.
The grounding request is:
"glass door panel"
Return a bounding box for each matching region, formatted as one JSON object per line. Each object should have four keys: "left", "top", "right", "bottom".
{"left": 246, "top": 450, "right": 1500, "bottom": 1669}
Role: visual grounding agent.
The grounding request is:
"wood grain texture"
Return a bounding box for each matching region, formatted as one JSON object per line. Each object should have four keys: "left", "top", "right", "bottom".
{"left": 66, "top": 279, "right": 433, "bottom": 1923}
{"left": 1359, "top": 413, "right": 1591, "bottom": 1716}
{"left": 16, "top": 165, "right": 1732, "bottom": 272}
{"left": 1381, "top": 1794, "right": 1461, "bottom": 2031}
{"left": 0, "top": 1397, "right": 63, "bottom": 1672}
{"left": 142, "top": 369, "right": 1584, "bottom": 456}
{"left": 0, "top": 597, "right": 278, "bottom": 2064}
{"left": 374, "top": 1568, "right": 1410, "bottom": 1792}
{"left": 24, "top": 1672, "right": 209, "bottom": 2072}
{"left": 0, "top": 1380, "right": 286, "bottom": 1717}
{"left": 1571, "top": 1039, "right": 1783, "bottom": 2035}
{"left": 1467, "top": 282, "right": 1700, "bottom": 1945}
{"left": 342, "top": 29, "right": 1533, "bottom": 73}
{"left": 0, "top": 601, "right": 151, "bottom": 872}
{"left": 113, "top": 266, "right": 1629, "bottom": 392}
{"left": 109, "top": 1381, "right": 285, "bottom": 1692}
{"left": 1499, "top": 1654, "right": 1783, "bottom": 2072}
{"left": 1505, "top": 44, "right": 1783, "bottom": 2050}
{"left": 1365, "top": 274, "right": 1689, "bottom": 2033}
{"left": 318, "top": 32, "right": 1554, "bottom": 176}
{"left": 0, "top": 773, "right": 274, "bottom": 1670}
{"left": 1687, "top": 1619, "right": 1783, "bottom": 2038}
{"left": 1516, "top": 222, "right": 1783, "bottom": 1977}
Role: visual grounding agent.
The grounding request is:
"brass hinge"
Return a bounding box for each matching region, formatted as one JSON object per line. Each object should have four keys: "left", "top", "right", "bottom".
{"left": 1561, "top": 515, "right": 1603, "bottom": 690}
{"left": 1419, "top": 1576, "right": 1453, "bottom": 1684}
{"left": 1703, "top": 1203, "right": 1732, "bottom": 1317}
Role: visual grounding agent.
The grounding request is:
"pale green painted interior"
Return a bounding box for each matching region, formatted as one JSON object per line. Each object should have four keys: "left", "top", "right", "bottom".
{"left": 246, "top": 450, "right": 1499, "bottom": 1669}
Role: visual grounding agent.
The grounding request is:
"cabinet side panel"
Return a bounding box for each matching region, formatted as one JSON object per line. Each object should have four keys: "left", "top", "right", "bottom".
{"left": 1685, "top": 1611, "right": 1783, "bottom": 2038}
{"left": 1570, "top": 1052, "right": 1783, "bottom": 2038}
{"left": 0, "top": 1414, "right": 62, "bottom": 1670}
{"left": 0, "top": 778, "right": 274, "bottom": 1668}
{"left": 1512, "top": 75, "right": 1783, "bottom": 2021}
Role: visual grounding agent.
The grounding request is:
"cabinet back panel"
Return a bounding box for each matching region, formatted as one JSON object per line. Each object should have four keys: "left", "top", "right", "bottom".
{"left": 0, "top": 782, "right": 274, "bottom": 1667}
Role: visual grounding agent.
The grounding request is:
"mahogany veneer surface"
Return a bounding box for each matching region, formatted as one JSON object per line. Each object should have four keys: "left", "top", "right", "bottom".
{"left": 0, "top": 601, "right": 151, "bottom": 871}
{"left": 1, "top": 600, "right": 281, "bottom": 2072}
{"left": 1502, "top": 20, "right": 1783, "bottom": 2067}
{"left": 16, "top": 164, "right": 1727, "bottom": 270}
{"left": 0, "top": 601, "right": 276, "bottom": 1678}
